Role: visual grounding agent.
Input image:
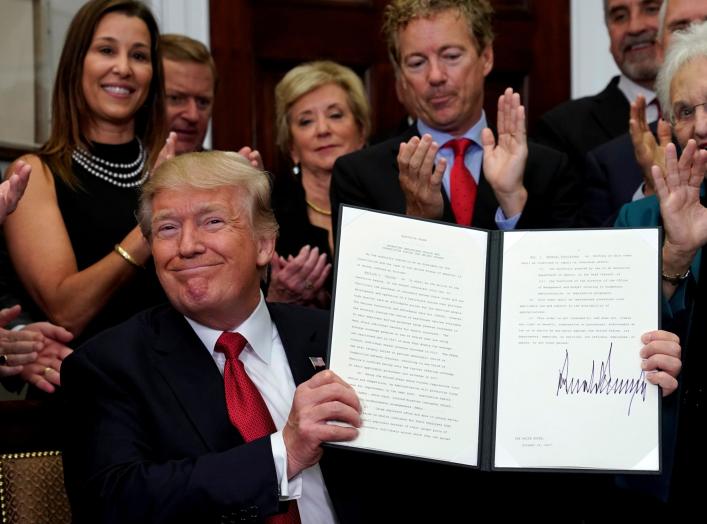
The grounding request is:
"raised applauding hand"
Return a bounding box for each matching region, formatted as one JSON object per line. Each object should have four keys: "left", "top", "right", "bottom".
{"left": 237, "top": 147, "right": 264, "bottom": 170}
{"left": 651, "top": 140, "right": 707, "bottom": 296}
{"left": 481, "top": 87, "right": 528, "bottom": 218}
{"left": 397, "top": 134, "right": 447, "bottom": 219}
{"left": 153, "top": 132, "right": 178, "bottom": 172}
{"left": 268, "top": 246, "right": 331, "bottom": 307}
{"left": 629, "top": 95, "right": 672, "bottom": 196}
{"left": 0, "top": 160, "right": 31, "bottom": 224}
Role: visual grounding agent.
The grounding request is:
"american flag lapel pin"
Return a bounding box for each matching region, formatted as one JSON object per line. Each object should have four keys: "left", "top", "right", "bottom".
{"left": 309, "top": 356, "right": 326, "bottom": 370}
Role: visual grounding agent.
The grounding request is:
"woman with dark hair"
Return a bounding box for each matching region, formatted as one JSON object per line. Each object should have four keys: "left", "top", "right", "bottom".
{"left": 3, "top": 0, "right": 171, "bottom": 387}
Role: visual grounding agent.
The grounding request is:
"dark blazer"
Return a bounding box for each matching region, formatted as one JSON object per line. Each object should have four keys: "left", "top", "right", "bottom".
{"left": 61, "top": 303, "right": 374, "bottom": 524}
{"left": 580, "top": 121, "right": 670, "bottom": 227}
{"left": 331, "top": 125, "right": 579, "bottom": 237}
{"left": 533, "top": 76, "right": 630, "bottom": 174}
{"left": 580, "top": 130, "right": 647, "bottom": 226}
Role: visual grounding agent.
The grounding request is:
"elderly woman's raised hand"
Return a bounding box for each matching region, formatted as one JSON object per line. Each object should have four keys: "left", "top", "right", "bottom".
{"left": 267, "top": 246, "right": 331, "bottom": 307}
{"left": 651, "top": 140, "right": 707, "bottom": 298}
{"left": 0, "top": 161, "right": 31, "bottom": 224}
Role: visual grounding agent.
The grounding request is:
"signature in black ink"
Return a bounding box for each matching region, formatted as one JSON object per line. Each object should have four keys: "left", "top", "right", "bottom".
{"left": 556, "top": 343, "right": 647, "bottom": 416}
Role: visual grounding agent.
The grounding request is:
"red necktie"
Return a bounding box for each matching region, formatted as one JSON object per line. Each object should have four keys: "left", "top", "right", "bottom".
{"left": 215, "top": 332, "right": 301, "bottom": 524}
{"left": 445, "top": 138, "right": 477, "bottom": 225}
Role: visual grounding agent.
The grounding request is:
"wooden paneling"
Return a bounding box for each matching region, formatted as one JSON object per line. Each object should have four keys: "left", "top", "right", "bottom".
{"left": 210, "top": 0, "right": 570, "bottom": 173}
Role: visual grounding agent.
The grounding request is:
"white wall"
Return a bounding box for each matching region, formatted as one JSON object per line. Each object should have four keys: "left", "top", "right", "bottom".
{"left": 571, "top": 0, "right": 620, "bottom": 99}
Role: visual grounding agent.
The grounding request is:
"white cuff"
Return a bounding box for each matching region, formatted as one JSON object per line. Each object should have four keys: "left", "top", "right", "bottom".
{"left": 631, "top": 183, "right": 646, "bottom": 202}
{"left": 270, "top": 431, "right": 302, "bottom": 500}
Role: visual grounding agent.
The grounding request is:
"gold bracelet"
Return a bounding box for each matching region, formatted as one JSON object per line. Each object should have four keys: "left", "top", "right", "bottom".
{"left": 114, "top": 244, "right": 143, "bottom": 269}
{"left": 661, "top": 268, "right": 690, "bottom": 285}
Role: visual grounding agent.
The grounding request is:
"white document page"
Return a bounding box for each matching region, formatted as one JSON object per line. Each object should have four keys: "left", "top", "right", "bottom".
{"left": 329, "top": 207, "right": 488, "bottom": 466}
{"left": 493, "top": 229, "right": 660, "bottom": 471}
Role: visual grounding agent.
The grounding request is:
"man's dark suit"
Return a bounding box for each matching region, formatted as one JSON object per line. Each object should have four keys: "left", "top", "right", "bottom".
{"left": 331, "top": 125, "right": 579, "bottom": 235}
{"left": 61, "top": 303, "right": 375, "bottom": 524}
{"left": 580, "top": 131, "right": 646, "bottom": 226}
{"left": 533, "top": 76, "right": 630, "bottom": 174}
{"left": 580, "top": 120, "right": 671, "bottom": 227}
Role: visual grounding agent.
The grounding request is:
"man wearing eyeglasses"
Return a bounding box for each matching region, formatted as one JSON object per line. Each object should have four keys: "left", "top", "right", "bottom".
{"left": 582, "top": 0, "right": 707, "bottom": 226}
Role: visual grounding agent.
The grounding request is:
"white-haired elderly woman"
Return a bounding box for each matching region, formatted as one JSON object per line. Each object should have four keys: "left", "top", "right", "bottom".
{"left": 615, "top": 19, "right": 707, "bottom": 511}
{"left": 268, "top": 61, "right": 370, "bottom": 308}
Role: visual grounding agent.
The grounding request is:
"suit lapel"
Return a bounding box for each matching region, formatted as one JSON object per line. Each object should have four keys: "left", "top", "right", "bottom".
{"left": 268, "top": 303, "right": 328, "bottom": 386}
{"left": 149, "top": 307, "right": 243, "bottom": 451}
{"left": 388, "top": 125, "right": 420, "bottom": 173}
{"left": 590, "top": 77, "right": 630, "bottom": 140}
{"left": 473, "top": 169, "right": 499, "bottom": 229}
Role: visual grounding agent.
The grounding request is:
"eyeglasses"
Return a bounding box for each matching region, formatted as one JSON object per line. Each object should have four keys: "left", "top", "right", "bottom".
{"left": 671, "top": 101, "right": 707, "bottom": 126}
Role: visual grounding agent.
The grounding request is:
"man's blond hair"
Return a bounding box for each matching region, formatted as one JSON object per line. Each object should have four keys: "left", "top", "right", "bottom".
{"left": 139, "top": 151, "right": 278, "bottom": 241}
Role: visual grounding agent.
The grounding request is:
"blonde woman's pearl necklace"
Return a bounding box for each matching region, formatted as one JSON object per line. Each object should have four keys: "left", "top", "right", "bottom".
{"left": 71, "top": 140, "right": 148, "bottom": 188}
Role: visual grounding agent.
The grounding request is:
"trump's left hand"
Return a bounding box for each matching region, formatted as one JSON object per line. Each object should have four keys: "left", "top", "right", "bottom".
{"left": 640, "top": 330, "right": 681, "bottom": 396}
{"left": 283, "top": 370, "right": 361, "bottom": 478}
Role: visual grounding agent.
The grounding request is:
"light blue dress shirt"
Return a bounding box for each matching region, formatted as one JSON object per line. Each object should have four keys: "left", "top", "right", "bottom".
{"left": 417, "top": 114, "right": 520, "bottom": 229}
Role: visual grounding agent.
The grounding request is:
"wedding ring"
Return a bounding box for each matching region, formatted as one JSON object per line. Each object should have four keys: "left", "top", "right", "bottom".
{"left": 44, "top": 367, "right": 53, "bottom": 375}
{"left": 0, "top": 354, "right": 7, "bottom": 366}
{"left": 304, "top": 280, "right": 313, "bottom": 290}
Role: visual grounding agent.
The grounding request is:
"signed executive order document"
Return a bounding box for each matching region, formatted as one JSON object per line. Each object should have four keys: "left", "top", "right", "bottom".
{"left": 327, "top": 206, "right": 660, "bottom": 473}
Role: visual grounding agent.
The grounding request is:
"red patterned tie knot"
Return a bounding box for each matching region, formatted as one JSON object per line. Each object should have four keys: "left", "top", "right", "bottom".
{"left": 446, "top": 137, "right": 473, "bottom": 158}
{"left": 215, "top": 331, "right": 248, "bottom": 361}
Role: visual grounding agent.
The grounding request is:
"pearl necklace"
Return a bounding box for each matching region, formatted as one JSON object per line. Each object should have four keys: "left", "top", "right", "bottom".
{"left": 71, "top": 140, "right": 148, "bottom": 188}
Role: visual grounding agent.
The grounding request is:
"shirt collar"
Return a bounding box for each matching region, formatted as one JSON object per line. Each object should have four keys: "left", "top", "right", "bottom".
{"left": 416, "top": 111, "right": 487, "bottom": 146}
{"left": 618, "top": 74, "right": 656, "bottom": 105}
{"left": 185, "top": 292, "right": 273, "bottom": 364}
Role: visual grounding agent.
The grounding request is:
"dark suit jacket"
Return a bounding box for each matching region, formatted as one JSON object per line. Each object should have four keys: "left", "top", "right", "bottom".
{"left": 580, "top": 130, "right": 647, "bottom": 226}
{"left": 61, "top": 303, "right": 374, "bottom": 524}
{"left": 533, "top": 76, "right": 630, "bottom": 175}
{"left": 581, "top": 121, "right": 674, "bottom": 227}
{"left": 331, "top": 125, "right": 579, "bottom": 237}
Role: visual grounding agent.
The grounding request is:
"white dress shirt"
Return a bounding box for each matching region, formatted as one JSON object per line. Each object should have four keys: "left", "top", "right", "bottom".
{"left": 186, "top": 294, "right": 337, "bottom": 524}
{"left": 618, "top": 74, "right": 660, "bottom": 123}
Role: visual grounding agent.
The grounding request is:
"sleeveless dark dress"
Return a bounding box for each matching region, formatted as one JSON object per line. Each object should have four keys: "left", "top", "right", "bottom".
{"left": 52, "top": 140, "right": 166, "bottom": 346}
{"left": 270, "top": 171, "right": 333, "bottom": 298}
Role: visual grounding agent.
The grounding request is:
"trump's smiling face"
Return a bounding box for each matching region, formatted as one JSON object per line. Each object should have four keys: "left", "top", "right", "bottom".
{"left": 150, "top": 185, "right": 274, "bottom": 329}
